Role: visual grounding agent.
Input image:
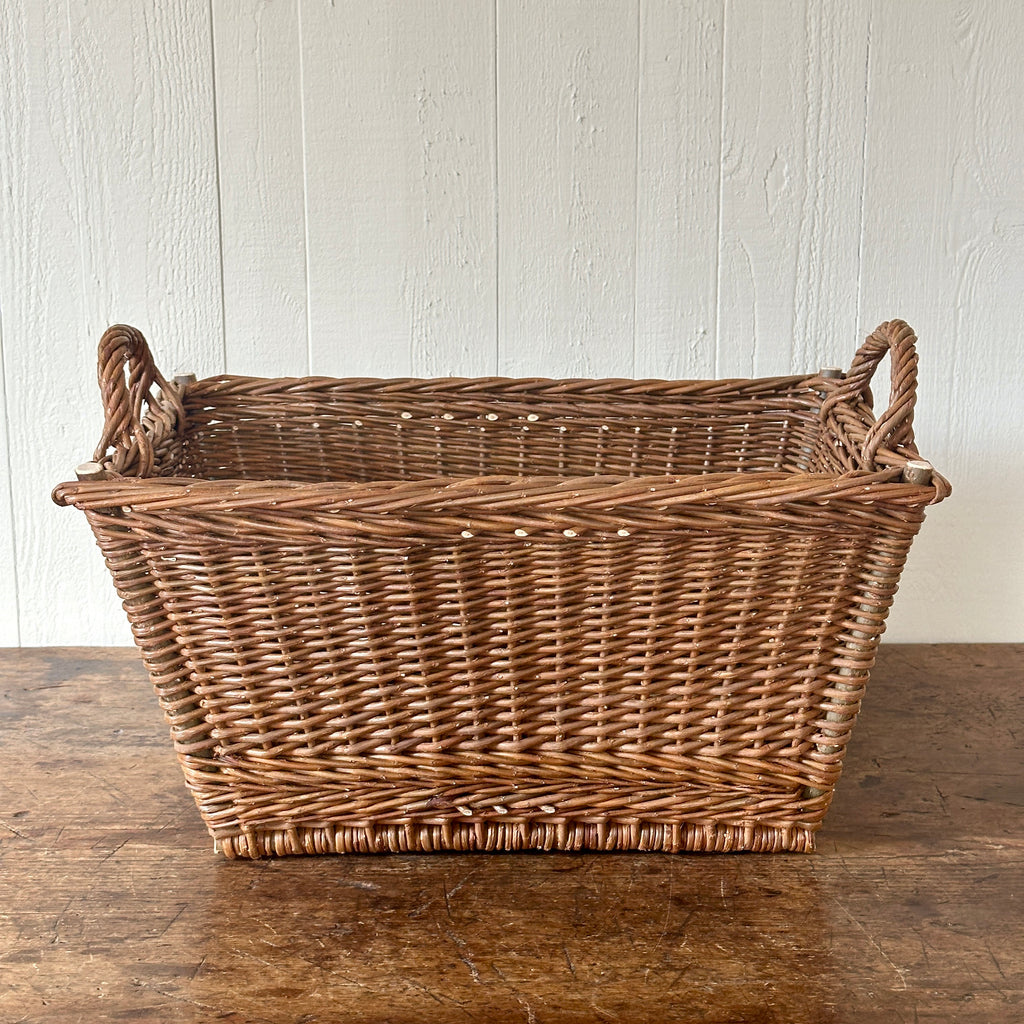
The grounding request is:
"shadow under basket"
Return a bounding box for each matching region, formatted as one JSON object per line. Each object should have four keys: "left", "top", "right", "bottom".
{"left": 54, "top": 320, "right": 949, "bottom": 857}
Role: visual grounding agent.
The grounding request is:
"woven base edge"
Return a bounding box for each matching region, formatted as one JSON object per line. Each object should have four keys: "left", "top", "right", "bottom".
{"left": 214, "top": 820, "right": 816, "bottom": 858}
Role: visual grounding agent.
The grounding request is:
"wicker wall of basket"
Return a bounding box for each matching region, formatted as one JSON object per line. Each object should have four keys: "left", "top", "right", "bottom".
{"left": 54, "top": 319, "right": 948, "bottom": 857}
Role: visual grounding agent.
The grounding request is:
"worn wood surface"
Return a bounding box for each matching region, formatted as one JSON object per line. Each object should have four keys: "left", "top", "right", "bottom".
{"left": 0, "top": 644, "right": 1020, "bottom": 1022}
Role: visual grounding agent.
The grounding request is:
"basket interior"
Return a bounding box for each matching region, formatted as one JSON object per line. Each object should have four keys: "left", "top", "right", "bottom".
{"left": 173, "top": 376, "right": 826, "bottom": 483}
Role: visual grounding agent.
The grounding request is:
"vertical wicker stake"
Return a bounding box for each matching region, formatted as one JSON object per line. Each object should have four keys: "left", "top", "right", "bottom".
{"left": 75, "top": 462, "right": 106, "bottom": 482}
{"left": 807, "top": 600, "right": 882, "bottom": 800}
{"left": 808, "top": 366, "right": 882, "bottom": 799}
{"left": 814, "top": 367, "right": 845, "bottom": 400}
{"left": 902, "top": 460, "right": 933, "bottom": 485}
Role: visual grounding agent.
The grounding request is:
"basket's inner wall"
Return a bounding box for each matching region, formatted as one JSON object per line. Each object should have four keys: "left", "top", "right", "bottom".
{"left": 175, "top": 378, "right": 824, "bottom": 482}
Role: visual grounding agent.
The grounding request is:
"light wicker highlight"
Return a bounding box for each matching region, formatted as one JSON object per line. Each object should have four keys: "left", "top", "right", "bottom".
{"left": 54, "top": 320, "right": 949, "bottom": 856}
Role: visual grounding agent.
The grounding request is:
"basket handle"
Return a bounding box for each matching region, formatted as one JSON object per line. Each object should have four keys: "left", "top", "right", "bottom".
{"left": 93, "top": 324, "right": 182, "bottom": 475}
{"left": 823, "top": 319, "right": 919, "bottom": 465}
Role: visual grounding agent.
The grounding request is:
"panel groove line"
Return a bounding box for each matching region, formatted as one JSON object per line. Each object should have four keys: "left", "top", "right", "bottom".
{"left": 498, "top": 0, "right": 639, "bottom": 378}
{"left": 0, "top": 313, "right": 18, "bottom": 645}
{"left": 207, "top": 0, "right": 229, "bottom": 374}
{"left": 637, "top": 0, "right": 724, "bottom": 381}
{"left": 215, "top": 0, "right": 309, "bottom": 376}
{"left": 301, "top": 0, "right": 497, "bottom": 379}
{"left": 0, "top": 0, "right": 124, "bottom": 645}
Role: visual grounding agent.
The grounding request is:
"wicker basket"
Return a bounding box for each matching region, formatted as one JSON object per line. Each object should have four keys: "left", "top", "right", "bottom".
{"left": 54, "top": 320, "right": 948, "bottom": 857}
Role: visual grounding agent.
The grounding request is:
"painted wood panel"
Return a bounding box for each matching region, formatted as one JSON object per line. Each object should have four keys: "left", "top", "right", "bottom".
{"left": 1, "top": 0, "right": 1021, "bottom": 644}
{"left": 0, "top": 1, "right": 126, "bottom": 645}
{"left": 0, "top": 1, "right": 223, "bottom": 645}
{"left": 69, "top": 0, "right": 224, "bottom": 376}
{"left": 635, "top": 0, "right": 723, "bottom": 382}
{"left": 859, "top": 1, "right": 1024, "bottom": 641}
{"left": 0, "top": 338, "right": 18, "bottom": 645}
{"left": 300, "top": 0, "right": 497, "bottom": 379}
{"left": 498, "top": 0, "right": 639, "bottom": 378}
{"left": 716, "top": 0, "right": 870, "bottom": 378}
{"left": 213, "top": 0, "right": 308, "bottom": 377}
{"left": 0, "top": 1, "right": 17, "bottom": 642}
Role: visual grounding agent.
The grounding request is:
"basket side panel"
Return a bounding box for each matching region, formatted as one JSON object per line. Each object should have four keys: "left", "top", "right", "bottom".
{"left": 109, "top": 499, "right": 924, "bottom": 853}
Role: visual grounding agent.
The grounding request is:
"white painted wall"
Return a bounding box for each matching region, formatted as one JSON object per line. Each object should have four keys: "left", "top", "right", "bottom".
{"left": 1, "top": 0, "right": 1021, "bottom": 646}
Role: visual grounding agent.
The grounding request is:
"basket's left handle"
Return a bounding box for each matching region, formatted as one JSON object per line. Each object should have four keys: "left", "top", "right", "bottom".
{"left": 823, "top": 319, "right": 918, "bottom": 466}
{"left": 93, "top": 324, "right": 183, "bottom": 476}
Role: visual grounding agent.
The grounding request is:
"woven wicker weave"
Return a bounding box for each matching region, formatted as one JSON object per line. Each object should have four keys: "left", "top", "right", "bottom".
{"left": 54, "top": 320, "right": 948, "bottom": 857}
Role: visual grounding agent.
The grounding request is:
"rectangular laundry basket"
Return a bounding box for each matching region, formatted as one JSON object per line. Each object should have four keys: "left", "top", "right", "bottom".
{"left": 54, "top": 319, "right": 949, "bottom": 857}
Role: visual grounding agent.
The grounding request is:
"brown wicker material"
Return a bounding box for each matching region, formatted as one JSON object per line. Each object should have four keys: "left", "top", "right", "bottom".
{"left": 54, "top": 320, "right": 949, "bottom": 857}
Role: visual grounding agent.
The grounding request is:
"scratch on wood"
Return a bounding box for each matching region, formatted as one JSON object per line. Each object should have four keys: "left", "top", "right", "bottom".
{"left": 99, "top": 836, "right": 131, "bottom": 863}
{"left": 157, "top": 903, "right": 188, "bottom": 938}
{"left": 333, "top": 878, "right": 381, "bottom": 892}
{"left": 514, "top": 995, "right": 538, "bottom": 1024}
{"left": 829, "top": 896, "right": 907, "bottom": 990}
{"left": 444, "top": 927, "right": 481, "bottom": 983}
{"left": 49, "top": 898, "right": 75, "bottom": 944}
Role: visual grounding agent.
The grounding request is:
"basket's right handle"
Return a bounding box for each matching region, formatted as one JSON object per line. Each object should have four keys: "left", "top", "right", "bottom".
{"left": 823, "top": 319, "right": 919, "bottom": 466}
{"left": 94, "top": 324, "right": 182, "bottom": 476}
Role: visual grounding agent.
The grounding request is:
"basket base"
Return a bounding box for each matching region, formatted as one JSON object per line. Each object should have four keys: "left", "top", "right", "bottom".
{"left": 214, "top": 820, "right": 816, "bottom": 858}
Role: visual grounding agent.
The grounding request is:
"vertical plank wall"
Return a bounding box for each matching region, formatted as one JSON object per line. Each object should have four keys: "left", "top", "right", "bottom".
{"left": 0, "top": 2, "right": 121, "bottom": 646}
{"left": 635, "top": 0, "right": 722, "bottom": 382}
{"left": 0, "top": 0, "right": 1021, "bottom": 644}
{"left": 1, "top": 1, "right": 223, "bottom": 645}
{"left": 499, "top": 0, "right": 638, "bottom": 378}
{"left": 213, "top": 0, "right": 308, "bottom": 377}
{"left": 857, "top": 0, "right": 1024, "bottom": 640}
{"left": 717, "top": 0, "right": 870, "bottom": 379}
{"left": 301, "top": 0, "right": 497, "bottom": 379}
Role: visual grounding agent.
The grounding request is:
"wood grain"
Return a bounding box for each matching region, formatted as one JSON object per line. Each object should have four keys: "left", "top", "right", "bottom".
{"left": 0, "top": 645, "right": 1020, "bottom": 1022}
{"left": 301, "top": 0, "right": 497, "bottom": 379}
{"left": 717, "top": 0, "right": 871, "bottom": 379}
{"left": 859, "top": 1, "right": 1024, "bottom": 642}
{"left": 68, "top": 0, "right": 224, "bottom": 374}
{"left": 213, "top": 0, "right": 309, "bottom": 377}
{"left": 0, "top": 324, "right": 16, "bottom": 645}
{"left": 0, "top": 1, "right": 125, "bottom": 646}
{"left": 3, "top": 0, "right": 1023, "bottom": 644}
{"left": 498, "top": 0, "right": 639, "bottom": 378}
{"left": 635, "top": 0, "right": 723, "bottom": 381}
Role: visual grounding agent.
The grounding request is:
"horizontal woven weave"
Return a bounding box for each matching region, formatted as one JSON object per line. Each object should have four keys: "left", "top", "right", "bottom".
{"left": 55, "top": 319, "right": 948, "bottom": 856}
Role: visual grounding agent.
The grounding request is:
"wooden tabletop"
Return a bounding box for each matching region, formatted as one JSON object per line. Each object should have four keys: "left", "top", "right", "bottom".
{"left": 1, "top": 645, "right": 1021, "bottom": 1023}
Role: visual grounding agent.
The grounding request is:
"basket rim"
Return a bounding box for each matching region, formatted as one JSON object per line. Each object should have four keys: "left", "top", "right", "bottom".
{"left": 53, "top": 466, "right": 948, "bottom": 512}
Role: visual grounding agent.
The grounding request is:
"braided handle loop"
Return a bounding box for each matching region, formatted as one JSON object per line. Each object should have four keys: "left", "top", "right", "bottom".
{"left": 823, "top": 319, "right": 919, "bottom": 466}
{"left": 94, "top": 324, "right": 182, "bottom": 476}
